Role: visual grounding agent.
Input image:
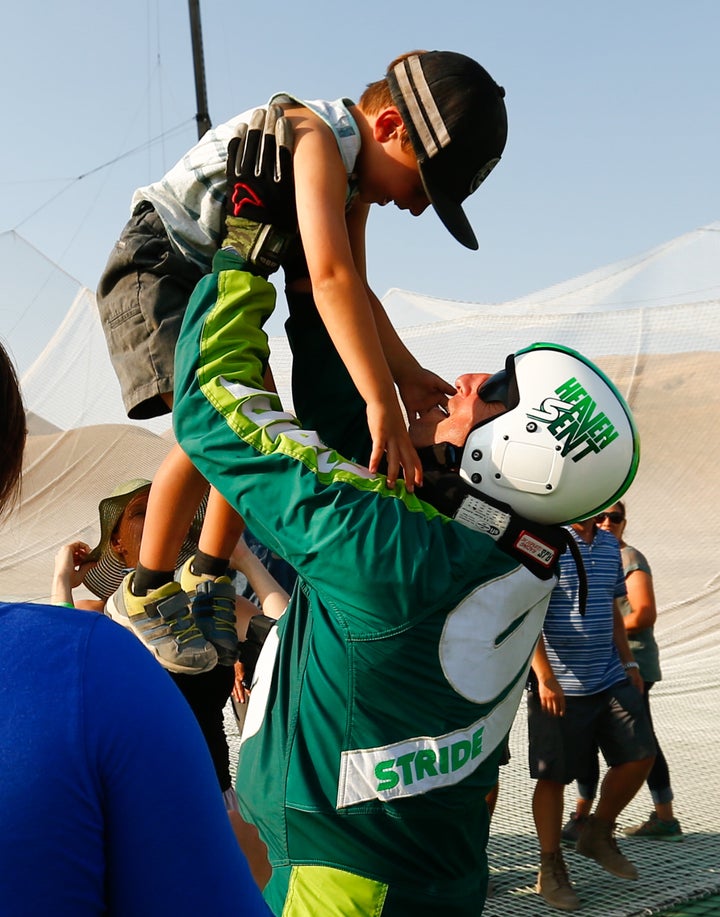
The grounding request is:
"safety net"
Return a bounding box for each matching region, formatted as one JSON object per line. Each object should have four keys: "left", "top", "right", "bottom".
{"left": 2, "top": 224, "right": 719, "bottom": 913}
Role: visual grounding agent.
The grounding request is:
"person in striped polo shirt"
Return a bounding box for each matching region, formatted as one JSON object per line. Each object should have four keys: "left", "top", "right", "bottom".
{"left": 527, "top": 517, "right": 656, "bottom": 911}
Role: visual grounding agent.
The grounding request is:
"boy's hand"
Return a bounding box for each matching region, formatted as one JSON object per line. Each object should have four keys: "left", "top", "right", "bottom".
{"left": 223, "top": 105, "right": 297, "bottom": 276}
{"left": 397, "top": 366, "right": 455, "bottom": 419}
{"left": 366, "top": 400, "right": 424, "bottom": 492}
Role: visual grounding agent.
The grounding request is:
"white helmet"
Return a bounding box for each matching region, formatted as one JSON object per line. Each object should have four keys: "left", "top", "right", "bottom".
{"left": 458, "top": 343, "right": 639, "bottom": 525}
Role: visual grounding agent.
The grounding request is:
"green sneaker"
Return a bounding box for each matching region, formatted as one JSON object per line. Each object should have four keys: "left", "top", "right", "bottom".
{"left": 623, "top": 811, "right": 684, "bottom": 840}
{"left": 106, "top": 573, "right": 218, "bottom": 674}
{"left": 180, "top": 559, "right": 239, "bottom": 666}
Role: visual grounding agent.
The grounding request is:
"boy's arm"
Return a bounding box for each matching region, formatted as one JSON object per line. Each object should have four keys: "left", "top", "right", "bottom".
{"left": 291, "top": 113, "right": 421, "bottom": 489}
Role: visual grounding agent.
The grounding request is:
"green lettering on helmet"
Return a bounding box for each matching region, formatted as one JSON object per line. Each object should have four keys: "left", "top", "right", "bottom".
{"left": 542, "top": 377, "right": 618, "bottom": 462}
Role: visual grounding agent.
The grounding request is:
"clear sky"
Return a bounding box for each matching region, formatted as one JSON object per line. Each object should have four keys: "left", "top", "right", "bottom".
{"left": 2, "top": 0, "right": 719, "bottom": 372}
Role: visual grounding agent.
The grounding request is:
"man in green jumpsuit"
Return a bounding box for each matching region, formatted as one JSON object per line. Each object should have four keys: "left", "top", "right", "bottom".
{"left": 173, "top": 118, "right": 638, "bottom": 917}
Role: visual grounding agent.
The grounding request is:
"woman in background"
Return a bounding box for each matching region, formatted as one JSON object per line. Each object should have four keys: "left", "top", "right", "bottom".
{"left": 597, "top": 501, "right": 683, "bottom": 840}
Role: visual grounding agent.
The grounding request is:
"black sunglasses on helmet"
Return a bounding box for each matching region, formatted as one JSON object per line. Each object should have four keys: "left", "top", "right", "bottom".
{"left": 477, "top": 354, "right": 519, "bottom": 410}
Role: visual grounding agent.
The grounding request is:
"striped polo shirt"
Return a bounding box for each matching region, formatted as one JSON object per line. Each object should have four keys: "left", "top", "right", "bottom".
{"left": 543, "top": 526, "right": 627, "bottom": 696}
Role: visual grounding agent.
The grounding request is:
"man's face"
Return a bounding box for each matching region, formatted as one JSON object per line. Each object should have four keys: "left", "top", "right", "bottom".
{"left": 409, "top": 373, "right": 507, "bottom": 449}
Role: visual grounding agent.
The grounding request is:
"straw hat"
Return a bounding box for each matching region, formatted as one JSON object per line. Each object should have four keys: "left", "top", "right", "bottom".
{"left": 83, "top": 479, "right": 205, "bottom": 600}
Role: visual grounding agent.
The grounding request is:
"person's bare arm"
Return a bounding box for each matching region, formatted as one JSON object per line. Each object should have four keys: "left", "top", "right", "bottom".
{"left": 291, "top": 111, "right": 420, "bottom": 488}
{"left": 531, "top": 635, "right": 566, "bottom": 717}
{"left": 229, "top": 537, "right": 290, "bottom": 621}
{"left": 613, "top": 599, "right": 644, "bottom": 691}
{"left": 622, "top": 569, "right": 657, "bottom": 634}
{"left": 51, "top": 542, "right": 94, "bottom": 606}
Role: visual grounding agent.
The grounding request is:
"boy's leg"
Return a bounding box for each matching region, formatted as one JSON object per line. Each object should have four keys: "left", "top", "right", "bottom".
{"left": 137, "top": 444, "right": 211, "bottom": 574}
{"left": 197, "top": 488, "right": 247, "bottom": 560}
{"left": 180, "top": 488, "right": 246, "bottom": 667}
{"left": 107, "top": 445, "right": 218, "bottom": 674}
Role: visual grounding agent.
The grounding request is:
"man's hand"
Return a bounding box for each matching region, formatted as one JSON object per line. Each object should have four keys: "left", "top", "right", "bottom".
{"left": 223, "top": 105, "right": 297, "bottom": 277}
{"left": 626, "top": 665, "right": 644, "bottom": 693}
{"left": 537, "top": 673, "right": 566, "bottom": 717}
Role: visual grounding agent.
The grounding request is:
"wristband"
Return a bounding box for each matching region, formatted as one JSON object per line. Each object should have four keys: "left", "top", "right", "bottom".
{"left": 623, "top": 661, "right": 640, "bottom": 671}
{"left": 223, "top": 217, "right": 293, "bottom": 278}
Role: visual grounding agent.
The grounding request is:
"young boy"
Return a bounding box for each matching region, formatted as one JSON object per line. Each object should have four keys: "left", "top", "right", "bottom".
{"left": 100, "top": 50, "right": 508, "bottom": 672}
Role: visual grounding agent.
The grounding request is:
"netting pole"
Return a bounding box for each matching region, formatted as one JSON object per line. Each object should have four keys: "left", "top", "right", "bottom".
{"left": 188, "top": 0, "right": 211, "bottom": 139}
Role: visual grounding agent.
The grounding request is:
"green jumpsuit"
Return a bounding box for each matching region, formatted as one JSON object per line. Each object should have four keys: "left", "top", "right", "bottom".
{"left": 174, "top": 251, "right": 556, "bottom": 916}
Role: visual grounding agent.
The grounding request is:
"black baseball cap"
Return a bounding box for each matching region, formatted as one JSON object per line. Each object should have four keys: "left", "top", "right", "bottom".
{"left": 387, "top": 51, "right": 508, "bottom": 250}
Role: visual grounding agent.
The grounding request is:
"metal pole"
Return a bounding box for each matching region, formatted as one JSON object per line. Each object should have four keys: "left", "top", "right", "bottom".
{"left": 188, "top": 0, "right": 211, "bottom": 139}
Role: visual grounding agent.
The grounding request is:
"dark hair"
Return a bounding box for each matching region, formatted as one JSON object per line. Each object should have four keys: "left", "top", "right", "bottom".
{"left": 0, "top": 342, "right": 26, "bottom": 519}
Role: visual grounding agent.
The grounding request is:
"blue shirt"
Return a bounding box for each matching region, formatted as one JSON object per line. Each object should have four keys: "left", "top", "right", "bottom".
{"left": 0, "top": 602, "right": 270, "bottom": 916}
{"left": 543, "top": 526, "right": 627, "bottom": 695}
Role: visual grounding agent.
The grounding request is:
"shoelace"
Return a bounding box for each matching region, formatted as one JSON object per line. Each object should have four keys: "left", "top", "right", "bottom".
{"left": 172, "top": 609, "right": 206, "bottom": 645}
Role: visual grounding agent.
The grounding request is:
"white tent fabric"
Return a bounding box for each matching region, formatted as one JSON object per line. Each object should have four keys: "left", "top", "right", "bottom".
{"left": 383, "top": 222, "right": 720, "bottom": 322}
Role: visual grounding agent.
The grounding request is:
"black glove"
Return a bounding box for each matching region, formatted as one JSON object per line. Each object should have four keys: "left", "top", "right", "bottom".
{"left": 237, "top": 613, "right": 277, "bottom": 690}
{"left": 223, "top": 104, "right": 297, "bottom": 277}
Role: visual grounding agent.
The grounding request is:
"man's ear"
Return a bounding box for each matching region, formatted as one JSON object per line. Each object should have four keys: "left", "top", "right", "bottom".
{"left": 373, "top": 108, "right": 405, "bottom": 143}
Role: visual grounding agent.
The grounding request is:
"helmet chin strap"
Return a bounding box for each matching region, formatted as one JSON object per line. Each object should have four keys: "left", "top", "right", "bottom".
{"left": 416, "top": 443, "right": 587, "bottom": 611}
{"left": 416, "top": 442, "right": 514, "bottom": 535}
{"left": 415, "top": 443, "right": 466, "bottom": 518}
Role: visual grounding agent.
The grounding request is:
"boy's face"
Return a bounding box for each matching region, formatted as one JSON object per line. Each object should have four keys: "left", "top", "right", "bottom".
{"left": 359, "top": 109, "right": 430, "bottom": 215}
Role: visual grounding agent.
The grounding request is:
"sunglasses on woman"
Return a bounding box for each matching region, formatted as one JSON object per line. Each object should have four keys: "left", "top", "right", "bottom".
{"left": 596, "top": 512, "right": 624, "bottom": 524}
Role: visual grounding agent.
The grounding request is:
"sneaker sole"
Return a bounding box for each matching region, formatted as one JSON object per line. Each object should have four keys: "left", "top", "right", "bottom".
{"left": 535, "top": 882, "right": 580, "bottom": 911}
{"left": 575, "top": 850, "right": 638, "bottom": 881}
{"left": 105, "top": 596, "right": 218, "bottom": 675}
{"left": 623, "top": 832, "right": 684, "bottom": 841}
